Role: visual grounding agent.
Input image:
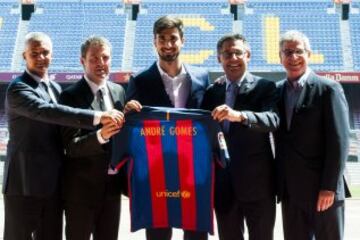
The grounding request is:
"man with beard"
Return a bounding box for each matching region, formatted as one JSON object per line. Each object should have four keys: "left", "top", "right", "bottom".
{"left": 125, "top": 16, "right": 209, "bottom": 240}
{"left": 274, "top": 30, "right": 350, "bottom": 240}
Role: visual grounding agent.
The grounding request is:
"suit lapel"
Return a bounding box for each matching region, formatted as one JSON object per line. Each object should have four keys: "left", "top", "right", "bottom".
{"left": 277, "top": 80, "right": 288, "bottom": 131}
{"left": 75, "top": 78, "right": 98, "bottom": 110}
{"left": 22, "top": 71, "right": 51, "bottom": 102}
{"left": 149, "top": 63, "right": 173, "bottom": 106}
{"left": 107, "top": 82, "right": 124, "bottom": 110}
{"left": 294, "top": 72, "right": 315, "bottom": 112}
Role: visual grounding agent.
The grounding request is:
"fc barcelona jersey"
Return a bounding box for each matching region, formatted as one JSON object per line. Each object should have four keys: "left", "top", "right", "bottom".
{"left": 111, "top": 106, "right": 229, "bottom": 233}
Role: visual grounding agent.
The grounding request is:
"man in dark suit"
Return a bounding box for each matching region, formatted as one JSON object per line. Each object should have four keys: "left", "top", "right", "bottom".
{"left": 4, "top": 32, "right": 123, "bottom": 240}
{"left": 125, "top": 16, "right": 209, "bottom": 240}
{"left": 274, "top": 30, "right": 350, "bottom": 240}
{"left": 201, "top": 33, "right": 279, "bottom": 240}
{"left": 59, "top": 36, "right": 126, "bottom": 240}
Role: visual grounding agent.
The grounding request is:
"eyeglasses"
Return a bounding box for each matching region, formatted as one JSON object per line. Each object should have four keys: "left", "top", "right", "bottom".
{"left": 220, "top": 50, "right": 246, "bottom": 59}
{"left": 281, "top": 49, "right": 308, "bottom": 57}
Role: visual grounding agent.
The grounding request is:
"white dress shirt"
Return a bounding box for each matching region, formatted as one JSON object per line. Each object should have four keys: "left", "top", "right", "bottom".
{"left": 157, "top": 61, "right": 190, "bottom": 108}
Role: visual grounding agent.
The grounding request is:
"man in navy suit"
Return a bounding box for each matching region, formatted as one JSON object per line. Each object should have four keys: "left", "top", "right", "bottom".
{"left": 201, "top": 33, "right": 279, "bottom": 240}
{"left": 274, "top": 30, "right": 350, "bottom": 240}
{"left": 4, "top": 32, "right": 123, "bottom": 240}
{"left": 59, "top": 36, "right": 126, "bottom": 240}
{"left": 125, "top": 16, "right": 209, "bottom": 240}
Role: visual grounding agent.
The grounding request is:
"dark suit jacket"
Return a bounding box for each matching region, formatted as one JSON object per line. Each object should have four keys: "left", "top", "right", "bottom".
{"left": 126, "top": 62, "right": 209, "bottom": 108}
{"left": 201, "top": 73, "right": 279, "bottom": 206}
{"left": 4, "top": 71, "right": 94, "bottom": 197}
{"left": 59, "top": 78, "right": 126, "bottom": 205}
{"left": 274, "top": 71, "right": 350, "bottom": 207}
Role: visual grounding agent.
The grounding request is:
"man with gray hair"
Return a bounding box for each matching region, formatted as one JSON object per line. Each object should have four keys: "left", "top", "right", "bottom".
{"left": 4, "top": 32, "right": 123, "bottom": 240}
{"left": 274, "top": 30, "right": 351, "bottom": 240}
{"left": 59, "top": 35, "right": 126, "bottom": 240}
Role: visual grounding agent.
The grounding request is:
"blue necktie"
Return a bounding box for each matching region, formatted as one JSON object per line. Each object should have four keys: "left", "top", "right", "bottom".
{"left": 223, "top": 82, "right": 238, "bottom": 133}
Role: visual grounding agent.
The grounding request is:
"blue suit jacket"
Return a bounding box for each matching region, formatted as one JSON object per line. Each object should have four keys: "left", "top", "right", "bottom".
{"left": 126, "top": 62, "right": 209, "bottom": 108}
{"left": 201, "top": 73, "right": 279, "bottom": 209}
{"left": 274, "top": 71, "right": 351, "bottom": 207}
{"left": 4, "top": 71, "right": 94, "bottom": 197}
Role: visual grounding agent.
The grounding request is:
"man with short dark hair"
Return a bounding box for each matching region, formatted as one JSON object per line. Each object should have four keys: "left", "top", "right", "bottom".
{"left": 201, "top": 33, "right": 279, "bottom": 240}
{"left": 125, "top": 15, "right": 210, "bottom": 240}
{"left": 4, "top": 32, "right": 123, "bottom": 240}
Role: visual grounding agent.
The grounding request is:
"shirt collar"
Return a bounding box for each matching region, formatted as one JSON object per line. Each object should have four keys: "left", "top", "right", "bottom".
{"left": 225, "top": 71, "right": 247, "bottom": 90}
{"left": 84, "top": 75, "right": 108, "bottom": 96}
{"left": 26, "top": 68, "right": 50, "bottom": 85}
{"left": 286, "top": 67, "right": 311, "bottom": 88}
{"left": 156, "top": 61, "right": 187, "bottom": 79}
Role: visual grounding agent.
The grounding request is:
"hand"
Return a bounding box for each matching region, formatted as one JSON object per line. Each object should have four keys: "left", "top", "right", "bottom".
{"left": 100, "top": 121, "right": 121, "bottom": 140}
{"left": 100, "top": 109, "right": 125, "bottom": 128}
{"left": 124, "top": 100, "right": 142, "bottom": 113}
{"left": 211, "top": 104, "right": 246, "bottom": 122}
{"left": 316, "top": 190, "right": 335, "bottom": 212}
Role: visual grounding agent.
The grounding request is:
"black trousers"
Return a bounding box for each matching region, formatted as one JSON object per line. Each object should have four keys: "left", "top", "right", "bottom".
{"left": 216, "top": 197, "right": 276, "bottom": 240}
{"left": 282, "top": 199, "right": 345, "bottom": 240}
{"left": 146, "top": 228, "right": 208, "bottom": 240}
{"left": 4, "top": 194, "right": 62, "bottom": 240}
{"left": 64, "top": 198, "right": 121, "bottom": 240}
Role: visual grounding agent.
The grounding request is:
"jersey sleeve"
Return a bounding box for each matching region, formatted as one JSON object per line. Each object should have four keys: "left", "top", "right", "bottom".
{"left": 209, "top": 119, "right": 230, "bottom": 168}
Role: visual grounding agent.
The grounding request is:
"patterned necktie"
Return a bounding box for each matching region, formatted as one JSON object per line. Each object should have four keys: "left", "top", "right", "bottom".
{"left": 223, "top": 82, "right": 238, "bottom": 133}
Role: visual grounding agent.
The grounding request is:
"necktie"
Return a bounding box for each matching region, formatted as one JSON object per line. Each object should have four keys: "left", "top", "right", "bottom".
{"left": 40, "top": 81, "right": 57, "bottom": 103}
{"left": 97, "top": 87, "right": 107, "bottom": 111}
{"left": 223, "top": 82, "right": 238, "bottom": 133}
{"left": 285, "top": 81, "right": 300, "bottom": 130}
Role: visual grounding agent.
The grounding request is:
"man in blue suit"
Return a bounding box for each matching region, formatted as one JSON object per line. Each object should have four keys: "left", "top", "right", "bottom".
{"left": 274, "top": 30, "right": 350, "bottom": 240}
{"left": 201, "top": 33, "right": 279, "bottom": 240}
{"left": 125, "top": 16, "right": 209, "bottom": 240}
{"left": 3, "top": 32, "right": 123, "bottom": 240}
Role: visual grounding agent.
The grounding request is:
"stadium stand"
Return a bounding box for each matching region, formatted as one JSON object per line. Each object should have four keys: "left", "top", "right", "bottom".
{"left": 0, "top": 2, "right": 20, "bottom": 71}
{"left": 132, "top": 1, "right": 232, "bottom": 72}
{"left": 243, "top": 1, "right": 343, "bottom": 72}
{"left": 24, "top": 0, "right": 126, "bottom": 72}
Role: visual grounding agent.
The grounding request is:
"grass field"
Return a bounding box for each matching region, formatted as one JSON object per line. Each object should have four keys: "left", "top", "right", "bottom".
{"left": 349, "top": 185, "right": 360, "bottom": 199}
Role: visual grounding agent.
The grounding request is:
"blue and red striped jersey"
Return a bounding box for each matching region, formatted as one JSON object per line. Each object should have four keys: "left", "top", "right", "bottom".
{"left": 111, "top": 106, "right": 229, "bottom": 233}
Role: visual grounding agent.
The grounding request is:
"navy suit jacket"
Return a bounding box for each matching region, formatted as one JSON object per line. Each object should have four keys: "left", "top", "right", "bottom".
{"left": 4, "top": 71, "right": 94, "bottom": 197}
{"left": 59, "top": 78, "right": 126, "bottom": 205}
{"left": 201, "top": 73, "right": 279, "bottom": 208}
{"left": 274, "top": 71, "right": 351, "bottom": 207}
{"left": 126, "top": 62, "right": 209, "bottom": 108}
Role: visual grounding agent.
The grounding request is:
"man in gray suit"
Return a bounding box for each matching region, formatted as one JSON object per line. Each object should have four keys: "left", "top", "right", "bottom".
{"left": 4, "top": 32, "right": 123, "bottom": 240}
{"left": 60, "top": 36, "right": 126, "bottom": 240}
{"left": 274, "top": 30, "right": 350, "bottom": 240}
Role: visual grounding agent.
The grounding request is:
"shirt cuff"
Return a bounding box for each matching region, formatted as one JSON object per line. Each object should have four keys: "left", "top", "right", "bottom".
{"left": 96, "top": 129, "right": 109, "bottom": 144}
{"left": 93, "top": 111, "right": 102, "bottom": 125}
{"left": 241, "top": 112, "right": 250, "bottom": 126}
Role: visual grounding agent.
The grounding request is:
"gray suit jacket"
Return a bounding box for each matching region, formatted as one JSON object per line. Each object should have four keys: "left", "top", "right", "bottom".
{"left": 274, "top": 71, "right": 351, "bottom": 207}
{"left": 4, "top": 71, "right": 94, "bottom": 197}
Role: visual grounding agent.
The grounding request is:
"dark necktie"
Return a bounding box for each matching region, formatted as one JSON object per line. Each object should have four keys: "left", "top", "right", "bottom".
{"left": 97, "top": 87, "right": 107, "bottom": 111}
{"left": 40, "top": 81, "right": 57, "bottom": 103}
{"left": 285, "top": 81, "right": 300, "bottom": 130}
{"left": 223, "top": 82, "right": 238, "bottom": 133}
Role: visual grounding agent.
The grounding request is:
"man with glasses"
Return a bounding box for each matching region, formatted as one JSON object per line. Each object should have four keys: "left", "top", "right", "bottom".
{"left": 201, "top": 33, "right": 279, "bottom": 240}
{"left": 274, "top": 30, "right": 350, "bottom": 240}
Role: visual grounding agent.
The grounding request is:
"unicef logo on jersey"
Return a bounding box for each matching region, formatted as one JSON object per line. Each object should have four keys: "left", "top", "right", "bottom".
{"left": 155, "top": 190, "right": 191, "bottom": 199}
